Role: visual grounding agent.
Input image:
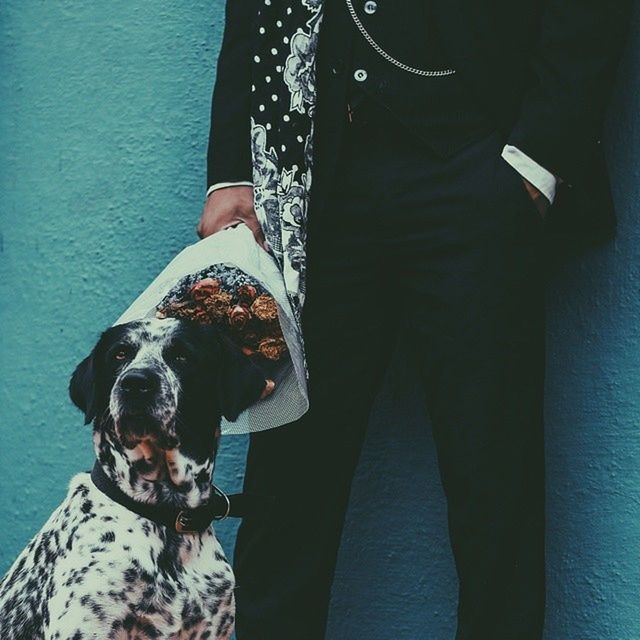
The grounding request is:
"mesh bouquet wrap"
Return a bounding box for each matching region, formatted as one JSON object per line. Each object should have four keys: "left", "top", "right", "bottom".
{"left": 115, "top": 223, "right": 309, "bottom": 435}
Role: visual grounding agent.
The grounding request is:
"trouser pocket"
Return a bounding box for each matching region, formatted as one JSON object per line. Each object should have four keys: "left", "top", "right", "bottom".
{"left": 494, "top": 154, "right": 545, "bottom": 227}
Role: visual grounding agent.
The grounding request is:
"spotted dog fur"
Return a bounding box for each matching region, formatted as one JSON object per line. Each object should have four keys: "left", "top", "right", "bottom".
{"left": 0, "top": 318, "right": 270, "bottom": 639}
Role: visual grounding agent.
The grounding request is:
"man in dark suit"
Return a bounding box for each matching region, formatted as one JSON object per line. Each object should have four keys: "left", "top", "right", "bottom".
{"left": 197, "top": 1, "right": 631, "bottom": 638}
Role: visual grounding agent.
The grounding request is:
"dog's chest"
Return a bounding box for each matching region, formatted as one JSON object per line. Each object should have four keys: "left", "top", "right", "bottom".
{"left": 66, "top": 474, "right": 235, "bottom": 635}
{"left": 1, "top": 473, "right": 235, "bottom": 639}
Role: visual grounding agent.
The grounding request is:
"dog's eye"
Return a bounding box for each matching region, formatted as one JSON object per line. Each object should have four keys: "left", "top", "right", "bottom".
{"left": 112, "top": 345, "right": 132, "bottom": 362}
{"left": 165, "top": 345, "right": 190, "bottom": 364}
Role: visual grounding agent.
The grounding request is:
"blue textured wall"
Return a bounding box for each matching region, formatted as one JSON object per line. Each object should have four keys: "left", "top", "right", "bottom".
{"left": 1, "top": 2, "right": 639, "bottom": 638}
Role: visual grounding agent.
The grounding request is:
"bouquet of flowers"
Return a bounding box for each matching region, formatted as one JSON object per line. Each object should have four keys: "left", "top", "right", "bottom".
{"left": 114, "top": 223, "right": 309, "bottom": 435}
{"left": 155, "top": 266, "right": 288, "bottom": 380}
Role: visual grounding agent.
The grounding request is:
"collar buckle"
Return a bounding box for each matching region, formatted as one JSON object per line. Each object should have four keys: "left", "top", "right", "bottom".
{"left": 175, "top": 510, "right": 199, "bottom": 534}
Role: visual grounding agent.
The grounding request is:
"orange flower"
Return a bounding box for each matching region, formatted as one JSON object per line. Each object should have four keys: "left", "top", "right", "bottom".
{"left": 251, "top": 294, "right": 278, "bottom": 323}
{"left": 161, "top": 300, "right": 198, "bottom": 318}
{"left": 190, "top": 278, "right": 221, "bottom": 301}
{"left": 237, "top": 284, "right": 258, "bottom": 305}
{"left": 228, "top": 304, "right": 252, "bottom": 329}
{"left": 257, "top": 337, "right": 288, "bottom": 361}
{"left": 163, "top": 301, "right": 215, "bottom": 324}
{"left": 202, "top": 291, "right": 233, "bottom": 320}
{"left": 192, "top": 307, "right": 213, "bottom": 323}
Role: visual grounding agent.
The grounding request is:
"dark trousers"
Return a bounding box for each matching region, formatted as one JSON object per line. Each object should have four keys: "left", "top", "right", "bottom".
{"left": 234, "top": 104, "right": 547, "bottom": 640}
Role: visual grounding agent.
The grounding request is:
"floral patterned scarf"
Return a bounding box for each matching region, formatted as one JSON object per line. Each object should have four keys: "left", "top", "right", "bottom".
{"left": 250, "top": 0, "right": 324, "bottom": 329}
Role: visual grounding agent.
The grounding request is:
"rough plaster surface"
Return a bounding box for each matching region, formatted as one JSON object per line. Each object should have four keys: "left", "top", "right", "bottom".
{"left": 1, "top": 2, "right": 639, "bottom": 638}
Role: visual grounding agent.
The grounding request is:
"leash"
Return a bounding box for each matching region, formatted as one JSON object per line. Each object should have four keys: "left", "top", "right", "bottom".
{"left": 90, "top": 461, "right": 272, "bottom": 534}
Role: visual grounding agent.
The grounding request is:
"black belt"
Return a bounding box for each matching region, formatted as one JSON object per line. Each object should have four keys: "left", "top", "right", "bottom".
{"left": 90, "top": 461, "right": 272, "bottom": 534}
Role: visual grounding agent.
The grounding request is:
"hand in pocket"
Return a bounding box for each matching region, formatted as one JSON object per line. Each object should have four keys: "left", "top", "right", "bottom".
{"left": 520, "top": 177, "right": 550, "bottom": 220}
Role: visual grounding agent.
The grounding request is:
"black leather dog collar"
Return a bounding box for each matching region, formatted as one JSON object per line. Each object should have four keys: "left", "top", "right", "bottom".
{"left": 90, "top": 461, "right": 270, "bottom": 534}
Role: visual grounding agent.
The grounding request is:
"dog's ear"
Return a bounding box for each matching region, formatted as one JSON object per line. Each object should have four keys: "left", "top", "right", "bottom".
{"left": 215, "top": 332, "right": 272, "bottom": 422}
{"left": 69, "top": 352, "right": 98, "bottom": 425}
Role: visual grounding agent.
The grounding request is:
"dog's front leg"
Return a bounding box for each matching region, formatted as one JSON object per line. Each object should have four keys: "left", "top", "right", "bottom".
{"left": 45, "top": 594, "right": 113, "bottom": 639}
{"left": 46, "top": 556, "right": 164, "bottom": 640}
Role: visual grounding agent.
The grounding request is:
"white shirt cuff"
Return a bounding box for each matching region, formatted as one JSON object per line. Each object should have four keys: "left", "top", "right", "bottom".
{"left": 501, "top": 144, "right": 557, "bottom": 205}
{"left": 206, "top": 181, "right": 253, "bottom": 198}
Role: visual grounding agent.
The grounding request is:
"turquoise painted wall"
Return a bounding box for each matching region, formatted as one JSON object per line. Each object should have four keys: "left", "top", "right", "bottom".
{"left": 1, "top": 2, "right": 639, "bottom": 638}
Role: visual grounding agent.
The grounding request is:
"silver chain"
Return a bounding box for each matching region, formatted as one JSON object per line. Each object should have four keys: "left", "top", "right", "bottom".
{"left": 344, "top": 0, "right": 456, "bottom": 77}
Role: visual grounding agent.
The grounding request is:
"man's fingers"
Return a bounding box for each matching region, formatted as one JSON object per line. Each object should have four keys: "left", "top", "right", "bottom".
{"left": 246, "top": 226, "right": 268, "bottom": 250}
{"left": 521, "top": 177, "right": 549, "bottom": 220}
{"left": 221, "top": 219, "right": 243, "bottom": 230}
{"left": 535, "top": 197, "right": 549, "bottom": 219}
{"left": 196, "top": 188, "right": 266, "bottom": 247}
{"left": 242, "top": 216, "right": 268, "bottom": 251}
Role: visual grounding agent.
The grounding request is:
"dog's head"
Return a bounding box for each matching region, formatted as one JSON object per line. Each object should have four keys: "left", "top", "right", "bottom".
{"left": 69, "top": 317, "right": 269, "bottom": 464}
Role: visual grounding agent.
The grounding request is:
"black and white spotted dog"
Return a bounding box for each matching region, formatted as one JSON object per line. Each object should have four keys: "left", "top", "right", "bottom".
{"left": 0, "top": 317, "right": 272, "bottom": 639}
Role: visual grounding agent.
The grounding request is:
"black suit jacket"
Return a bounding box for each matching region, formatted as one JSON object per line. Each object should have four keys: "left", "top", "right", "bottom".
{"left": 208, "top": 0, "right": 632, "bottom": 241}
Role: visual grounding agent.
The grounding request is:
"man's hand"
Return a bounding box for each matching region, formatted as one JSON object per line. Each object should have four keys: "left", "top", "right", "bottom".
{"left": 521, "top": 178, "right": 550, "bottom": 220}
{"left": 196, "top": 186, "right": 268, "bottom": 250}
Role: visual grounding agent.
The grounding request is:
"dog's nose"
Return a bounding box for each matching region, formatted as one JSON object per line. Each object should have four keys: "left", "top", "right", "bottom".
{"left": 120, "top": 370, "right": 158, "bottom": 395}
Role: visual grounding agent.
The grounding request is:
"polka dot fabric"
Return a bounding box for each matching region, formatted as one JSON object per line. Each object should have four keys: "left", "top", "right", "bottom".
{"left": 250, "top": 0, "right": 323, "bottom": 331}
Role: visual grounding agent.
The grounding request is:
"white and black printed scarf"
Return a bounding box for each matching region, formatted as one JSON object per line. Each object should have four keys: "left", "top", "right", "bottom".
{"left": 250, "top": 0, "right": 323, "bottom": 328}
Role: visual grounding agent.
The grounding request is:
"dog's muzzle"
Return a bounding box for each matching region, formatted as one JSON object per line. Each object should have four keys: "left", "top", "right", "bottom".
{"left": 113, "top": 369, "right": 178, "bottom": 449}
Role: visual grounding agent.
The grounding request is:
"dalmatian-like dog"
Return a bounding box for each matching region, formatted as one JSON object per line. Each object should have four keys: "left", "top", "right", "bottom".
{"left": 0, "top": 317, "right": 272, "bottom": 639}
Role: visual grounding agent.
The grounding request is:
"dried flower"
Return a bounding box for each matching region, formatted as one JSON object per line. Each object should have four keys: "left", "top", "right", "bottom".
{"left": 192, "top": 307, "right": 213, "bottom": 323}
{"left": 257, "top": 337, "right": 287, "bottom": 361}
{"left": 237, "top": 284, "right": 258, "bottom": 305}
{"left": 162, "top": 300, "right": 199, "bottom": 318}
{"left": 156, "top": 267, "right": 288, "bottom": 368}
{"left": 228, "top": 304, "right": 252, "bottom": 329}
{"left": 202, "top": 291, "right": 233, "bottom": 320}
{"left": 251, "top": 294, "right": 278, "bottom": 323}
{"left": 190, "top": 278, "right": 221, "bottom": 301}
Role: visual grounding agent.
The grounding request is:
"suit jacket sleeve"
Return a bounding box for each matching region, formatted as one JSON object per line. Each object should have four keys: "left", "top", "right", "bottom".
{"left": 507, "top": 0, "right": 632, "bottom": 184}
{"left": 206, "top": 0, "right": 258, "bottom": 188}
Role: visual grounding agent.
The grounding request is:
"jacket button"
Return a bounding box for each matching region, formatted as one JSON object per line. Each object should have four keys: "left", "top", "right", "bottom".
{"left": 354, "top": 68, "right": 368, "bottom": 82}
{"left": 364, "top": 0, "right": 378, "bottom": 14}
